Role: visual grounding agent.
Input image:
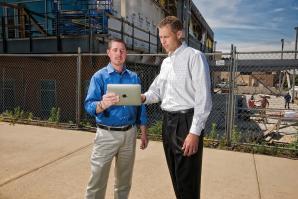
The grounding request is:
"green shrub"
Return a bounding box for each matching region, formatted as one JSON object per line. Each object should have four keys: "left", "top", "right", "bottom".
{"left": 254, "top": 145, "right": 266, "bottom": 154}
{"left": 148, "top": 121, "right": 163, "bottom": 135}
{"left": 208, "top": 122, "right": 218, "bottom": 140}
{"left": 289, "top": 132, "right": 298, "bottom": 150}
{"left": 219, "top": 135, "right": 228, "bottom": 148}
{"left": 28, "top": 112, "right": 33, "bottom": 121}
{"left": 48, "top": 107, "right": 60, "bottom": 123}
{"left": 80, "top": 119, "right": 92, "bottom": 128}
{"left": 231, "top": 125, "right": 241, "bottom": 143}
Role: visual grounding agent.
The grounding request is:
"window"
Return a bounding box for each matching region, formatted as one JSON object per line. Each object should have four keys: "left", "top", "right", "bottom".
{"left": 40, "top": 80, "right": 56, "bottom": 114}
{"left": 0, "top": 80, "right": 15, "bottom": 112}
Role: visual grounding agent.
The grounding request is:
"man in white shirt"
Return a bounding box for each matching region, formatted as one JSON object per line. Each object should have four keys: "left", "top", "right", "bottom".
{"left": 141, "top": 16, "right": 212, "bottom": 199}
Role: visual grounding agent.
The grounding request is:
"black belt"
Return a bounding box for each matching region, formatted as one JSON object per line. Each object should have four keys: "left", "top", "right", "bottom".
{"left": 96, "top": 123, "right": 133, "bottom": 131}
{"left": 163, "top": 108, "right": 194, "bottom": 115}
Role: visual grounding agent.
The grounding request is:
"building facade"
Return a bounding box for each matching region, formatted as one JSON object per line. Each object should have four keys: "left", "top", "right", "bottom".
{"left": 0, "top": 0, "right": 214, "bottom": 123}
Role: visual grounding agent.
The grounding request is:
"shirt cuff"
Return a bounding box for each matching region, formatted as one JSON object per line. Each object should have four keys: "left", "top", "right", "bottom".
{"left": 92, "top": 101, "right": 99, "bottom": 115}
{"left": 189, "top": 125, "right": 203, "bottom": 136}
{"left": 143, "top": 91, "right": 160, "bottom": 104}
{"left": 143, "top": 93, "right": 149, "bottom": 104}
{"left": 137, "top": 120, "right": 148, "bottom": 126}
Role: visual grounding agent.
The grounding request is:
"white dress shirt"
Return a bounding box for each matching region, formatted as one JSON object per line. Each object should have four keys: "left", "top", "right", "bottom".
{"left": 144, "top": 43, "right": 212, "bottom": 135}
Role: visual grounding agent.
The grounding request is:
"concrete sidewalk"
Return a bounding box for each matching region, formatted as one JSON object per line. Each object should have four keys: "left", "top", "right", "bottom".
{"left": 0, "top": 123, "right": 297, "bottom": 199}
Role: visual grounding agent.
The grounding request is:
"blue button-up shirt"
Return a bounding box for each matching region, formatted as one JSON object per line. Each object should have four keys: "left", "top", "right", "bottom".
{"left": 84, "top": 63, "right": 148, "bottom": 126}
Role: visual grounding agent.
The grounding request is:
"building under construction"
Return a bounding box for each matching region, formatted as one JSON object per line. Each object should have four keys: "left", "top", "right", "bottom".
{"left": 0, "top": 0, "right": 214, "bottom": 54}
{"left": 0, "top": 0, "right": 215, "bottom": 122}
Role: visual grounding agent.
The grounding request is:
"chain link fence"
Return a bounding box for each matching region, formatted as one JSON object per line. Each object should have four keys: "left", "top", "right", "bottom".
{"left": 206, "top": 49, "right": 298, "bottom": 148}
{"left": 0, "top": 51, "right": 297, "bottom": 149}
{"left": 0, "top": 55, "right": 78, "bottom": 122}
{"left": 234, "top": 51, "right": 298, "bottom": 146}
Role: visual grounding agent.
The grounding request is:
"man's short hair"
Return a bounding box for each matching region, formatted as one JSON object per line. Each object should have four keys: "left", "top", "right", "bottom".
{"left": 108, "top": 38, "right": 127, "bottom": 49}
{"left": 158, "top": 16, "right": 183, "bottom": 33}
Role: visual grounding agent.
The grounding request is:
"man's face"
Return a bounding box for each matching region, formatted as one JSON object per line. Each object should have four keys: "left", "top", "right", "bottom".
{"left": 107, "top": 41, "right": 127, "bottom": 67}
{"left": 159, "top": 25, "right": 182, "bottom": 53}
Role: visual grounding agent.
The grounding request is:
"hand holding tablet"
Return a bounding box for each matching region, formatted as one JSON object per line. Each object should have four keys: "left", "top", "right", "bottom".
{"left": 100, "top": 93, "right": 120, "bottom": 109}
{"left": 107, "top": 84, "right": 141, "bottom": 106}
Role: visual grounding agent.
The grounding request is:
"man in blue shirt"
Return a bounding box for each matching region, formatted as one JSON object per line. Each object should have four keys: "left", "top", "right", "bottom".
{"left": 84, "top": 38, "right": 148, "bottom": 199}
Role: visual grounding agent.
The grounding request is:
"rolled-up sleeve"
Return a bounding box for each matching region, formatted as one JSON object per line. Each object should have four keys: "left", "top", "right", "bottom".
{"left": 84, "top": 74, "right": 103, "bottom": 117}
{"left": 136, "top": 104, "right": 148, "bottom": 125}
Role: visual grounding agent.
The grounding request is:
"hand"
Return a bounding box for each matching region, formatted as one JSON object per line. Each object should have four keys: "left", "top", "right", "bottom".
{"left": 141, "top": 94, "right": 146, "bottom": 103}
{"left": 182, "top": 133, "right": 199, "bottom": 157}
{"left": 101, "top": 93, "right": 120, "bottom": 109}
{"left": 139, "top": 125, "right": 148, "bottom": 150}
{"left": 140, "top": 132, "right": 148, "bottom": 150}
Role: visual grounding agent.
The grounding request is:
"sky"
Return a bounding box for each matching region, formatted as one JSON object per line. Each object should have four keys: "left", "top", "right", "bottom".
{"left": 194, "top": 0, "right": 298, "bottom": 52}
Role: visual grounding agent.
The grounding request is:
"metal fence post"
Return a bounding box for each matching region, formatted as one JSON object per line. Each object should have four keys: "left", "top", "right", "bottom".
{"left": 293, "top": 27, "right": 298, "bottom": 103}
{"left": 231, "top": 46, "right": 237, "bottom": 142}
{"left": 225, "top": 45, "right": 232, "bottom": 145}
{"left": 76, "top": 47, "right": 82, "bottom": 127}
{"left": 226, "top": 45, "right": 237, "bottom": 146}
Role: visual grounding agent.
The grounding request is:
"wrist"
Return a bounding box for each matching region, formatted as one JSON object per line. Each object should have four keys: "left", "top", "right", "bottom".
{"left": 189, "top": 132, "right": 199, "bottom": 137}
{"left": 97, "top": 101, "right": 105, "bottom": 111}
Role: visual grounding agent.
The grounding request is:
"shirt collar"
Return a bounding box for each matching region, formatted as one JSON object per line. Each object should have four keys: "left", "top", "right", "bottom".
{"left": 107, "top": 63, "right": 127, "bottom": 75}
{"left": 168, "top": 42, "right": 187, "bottom": 56}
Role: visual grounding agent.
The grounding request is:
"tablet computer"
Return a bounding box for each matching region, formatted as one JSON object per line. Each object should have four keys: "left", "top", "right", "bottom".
{"left": 107, "top": 84, "right": 141, "bottom": 106}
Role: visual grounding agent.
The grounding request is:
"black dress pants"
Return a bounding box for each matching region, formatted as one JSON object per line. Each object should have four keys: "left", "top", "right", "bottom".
{"left": 162, "top": 109, "right": 204, "bottom": 199}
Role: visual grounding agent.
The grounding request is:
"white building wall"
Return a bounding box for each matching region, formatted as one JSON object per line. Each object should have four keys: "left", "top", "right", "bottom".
{"left": 109, "top": 0, "right": 165, "bottom": 53}
{"left": 113, "top": 0, "right": 164, "bottom": 33}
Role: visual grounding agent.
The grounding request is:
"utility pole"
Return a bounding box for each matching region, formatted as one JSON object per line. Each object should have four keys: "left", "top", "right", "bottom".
{"left": 281, "top": 39, "right": 284, "bottom": 59}
{"left": 295, "top": 27, "right": 298, "bottom": 59}
{"left": 279, "top": 39, "right": 284, "bottom": 93}
{"left": 293, "top": 27, "right": 298, "bottom": 103}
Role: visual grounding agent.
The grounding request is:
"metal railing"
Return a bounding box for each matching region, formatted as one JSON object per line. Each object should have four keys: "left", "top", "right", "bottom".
{"left": 0, "top": 11, "right": 210, "bottom": 54}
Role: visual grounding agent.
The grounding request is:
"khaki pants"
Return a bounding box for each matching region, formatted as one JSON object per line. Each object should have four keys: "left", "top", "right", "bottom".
{"left": 85, "top": 126, "right": 137, "bottom": 199}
